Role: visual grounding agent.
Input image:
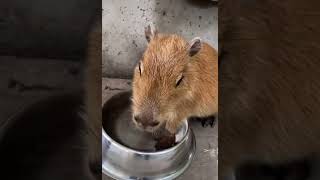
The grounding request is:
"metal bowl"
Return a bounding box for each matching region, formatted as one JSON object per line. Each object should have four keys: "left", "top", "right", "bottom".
{"left": 102, "top": 91, "right": 196, "bottom": 180}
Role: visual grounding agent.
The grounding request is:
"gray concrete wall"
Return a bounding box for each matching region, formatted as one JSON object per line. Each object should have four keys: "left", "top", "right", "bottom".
{"left": 103, "top": 0, "right": 218, "bottom": 78}
{"left": 0, "top": 0, "right": 99, "bottom": 59}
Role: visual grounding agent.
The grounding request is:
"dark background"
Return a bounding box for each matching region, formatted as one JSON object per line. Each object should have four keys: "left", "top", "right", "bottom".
{"left": 0, "top": 0, "right": 100, "bottom": 179}
{"left": 0, "top": 0, "right": 99, "bottom": 59}
{"left": 219, "top": 0, "right": 320, "bottom": 179}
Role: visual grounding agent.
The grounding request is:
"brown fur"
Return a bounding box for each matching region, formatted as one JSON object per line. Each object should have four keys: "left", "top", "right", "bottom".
{"left": 84, "top": 17, "right": 101, "bottom": 176}
{"left": 219, "top": 0, "right": 320, "bottom": 178}
{"left": 132, "top": 31, "right": 218, "bottom": 134}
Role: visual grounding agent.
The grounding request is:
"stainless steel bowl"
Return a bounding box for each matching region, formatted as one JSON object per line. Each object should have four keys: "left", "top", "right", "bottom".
{"left": 102, "top": 91, "right": 196, "bottom": 180}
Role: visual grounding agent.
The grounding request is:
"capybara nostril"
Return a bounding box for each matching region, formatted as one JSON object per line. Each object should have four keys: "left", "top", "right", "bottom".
{"left": 150, "top": 121, "right": 160, "bottom": 127}
{"left": 134, "top": 115, "right": 140, "bottom": 123}
{"left": 134, "top": 115, "right": 146, "bottom": 127}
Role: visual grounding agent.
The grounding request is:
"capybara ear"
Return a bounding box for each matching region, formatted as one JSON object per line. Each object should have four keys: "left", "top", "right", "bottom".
{"left": 145, "top": 24, "right": 158, "bottom": 43}
{"left": 188, "top": 37, "right": 202, "bottom": 57}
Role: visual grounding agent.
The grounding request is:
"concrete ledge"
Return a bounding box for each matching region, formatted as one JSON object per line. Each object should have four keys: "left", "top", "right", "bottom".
{"left": 0, "top": 56, "right": 82, "bottom": 126}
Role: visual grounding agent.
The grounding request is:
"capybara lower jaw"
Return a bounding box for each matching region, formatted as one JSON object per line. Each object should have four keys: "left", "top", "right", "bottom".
{"left": 145, "top": 124, "right": 161, "bottom": 132}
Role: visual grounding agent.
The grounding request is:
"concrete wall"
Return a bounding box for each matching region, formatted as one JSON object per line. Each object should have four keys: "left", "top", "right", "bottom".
{"left": 0, "top": 0, "right": 99, "bottom": 59}
{"left": 103, "top": 0, "right": 218, "bottom": 78}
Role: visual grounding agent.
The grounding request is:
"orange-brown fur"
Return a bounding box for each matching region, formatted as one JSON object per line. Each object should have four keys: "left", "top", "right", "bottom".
{"left": 132, "top": 31, "right": 218, "bottom": 134}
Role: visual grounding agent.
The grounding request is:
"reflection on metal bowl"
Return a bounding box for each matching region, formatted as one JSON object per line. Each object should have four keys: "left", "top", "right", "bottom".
{"left": 102, "top": 91, "right": 196, "bottom": 180}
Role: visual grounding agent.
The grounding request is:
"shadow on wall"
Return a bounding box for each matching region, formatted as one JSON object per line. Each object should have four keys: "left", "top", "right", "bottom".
{"left": 102, "top": 0, "right": 218, "bottom": 79}
{"left": 0, "top": 0, "right": 99, "bottom": 60}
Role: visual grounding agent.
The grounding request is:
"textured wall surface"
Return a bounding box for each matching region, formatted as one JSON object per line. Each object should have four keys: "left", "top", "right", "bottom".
{"left": 103, "top": 0, "right": 218, "bottom": 78}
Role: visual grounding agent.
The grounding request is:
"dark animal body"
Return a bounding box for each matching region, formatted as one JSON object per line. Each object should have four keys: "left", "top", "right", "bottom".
{"left": 219, "top": 0, "right": 320, "bottom": 179}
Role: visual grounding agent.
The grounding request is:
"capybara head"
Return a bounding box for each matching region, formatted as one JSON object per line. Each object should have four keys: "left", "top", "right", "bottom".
{"left": 132, "top": 25, "right": 203, "bottom": 132}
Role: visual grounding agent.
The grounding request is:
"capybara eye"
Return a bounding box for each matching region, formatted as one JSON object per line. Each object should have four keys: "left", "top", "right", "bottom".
{"left": 138, "top": 62, "right": 142, "bottom": 76}
{"left": 175, "top": 75, "right": 184, "bottom": 87}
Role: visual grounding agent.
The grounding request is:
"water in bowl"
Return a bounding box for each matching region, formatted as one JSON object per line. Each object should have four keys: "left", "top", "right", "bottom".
{"left": 103, "top": 91, "right": 157, "bottom": 151}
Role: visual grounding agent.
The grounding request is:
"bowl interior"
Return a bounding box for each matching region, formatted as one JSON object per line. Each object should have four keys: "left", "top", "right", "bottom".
{"left": 102, "top": 91, "right": 187, "bottom": 152}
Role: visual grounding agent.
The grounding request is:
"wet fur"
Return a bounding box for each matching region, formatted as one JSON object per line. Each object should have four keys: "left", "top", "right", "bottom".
{"left": 132, "top": 32, "right": 218, "bottom": 134}
{"left": 219, "top": 0, "right": 320, "bottom": 179}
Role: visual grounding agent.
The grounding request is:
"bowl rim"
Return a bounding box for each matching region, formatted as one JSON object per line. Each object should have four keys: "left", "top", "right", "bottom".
{"left": 102, "top": 120, "right": 190, "bottom": 155}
